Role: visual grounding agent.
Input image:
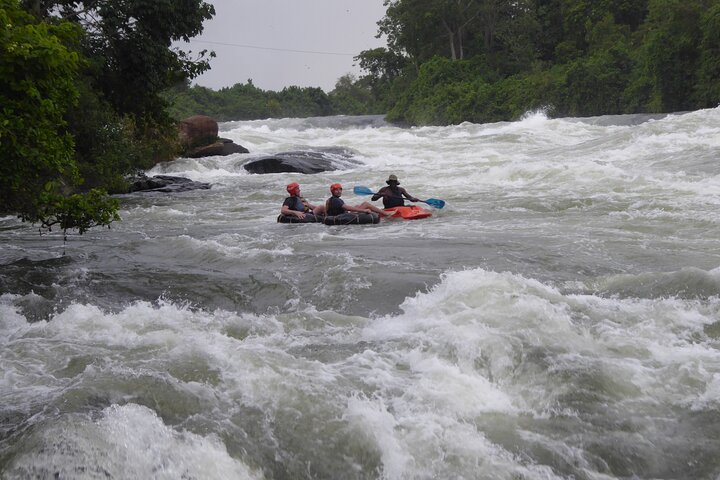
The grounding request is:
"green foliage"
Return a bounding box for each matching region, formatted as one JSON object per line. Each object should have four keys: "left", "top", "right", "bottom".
{"left": 354, "top": 47, "right": 408, "bottom": 112}
{"left": 276, "top": 86, "right": 333, "bottom": 118}
{"left": 636, "top": 0, "right": 706, "bottom": 112}
{"left": 378, "top": 0, "right": 449, "bottom": 70}
{"left": 372, "top": 0, "right": 720, "bottom": 125}
{"left": 106, "top": 0, "right": 720, "bottom": 132}
{"left": 0, "top": 0, "right": 81, "bottom": 217}
{"left": 164, "top": 81, "right": 224, "bottom": 119}
{"left": 481, "top": 66, "right": 567, "bottom": 121}
{"left": 68, "top": 78, "right": 177, "bottom": 193}
{"left": 165, "top": 80, "right": 375, "bottom": 121}
{"left": 1, "top": 0, "right": 215, "bottom": 235}
{"left": 695, "top": 4, "right": 720, "bottom": 107}
{"left": 36, "top": 185, "right": 120, "bottom": 235}
{"left": 387, "top": 57, "right": 487, "bottom": 125}
{"left": 23, "top": 0, "right": 215, "bottom": 121}
{"left": 328, "top": 75, "right": 372, "bottom": 115}
{"left": 562, "top": 47, "right": 633, "bottom": 116}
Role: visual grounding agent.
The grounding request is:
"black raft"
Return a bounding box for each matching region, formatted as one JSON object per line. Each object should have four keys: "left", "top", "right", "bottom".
{"left": 323, "top": 213, "right": 380, "bottom": 225}
{"left": 277, "top": 213, "right": 380, "bottom": 225}
{"left": 277, "top": 213, "right": 324, "bottom": 224}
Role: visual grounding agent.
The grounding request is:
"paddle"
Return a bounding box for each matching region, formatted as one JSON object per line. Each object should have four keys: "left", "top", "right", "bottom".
{"left": 353, "top": 186, "right": 445, "bottom": 209}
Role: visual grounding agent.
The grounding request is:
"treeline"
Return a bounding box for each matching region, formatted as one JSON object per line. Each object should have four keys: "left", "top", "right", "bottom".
{"left": 165, "top": 74, "right": 386, "bottom": 122}
{"left": 170, "top": 0, "right": 720, "bottom": 126}
{"left": 1, "top": 0, "right": 214, "bottom": 234}
{"left": 372, "top": 0, "right": 720, "bottom": 125}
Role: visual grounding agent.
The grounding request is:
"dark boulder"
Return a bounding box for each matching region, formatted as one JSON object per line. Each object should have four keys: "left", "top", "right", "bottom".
{"left": 243, "top": 149, "right": 361, "bottom": 174}
{"left": 187, "top": 138, "right": 249, "bottom": 158}
{"left": 219, "top": 138, "right": 250, "bottom": 154}
{"left": 127, "top": 175, "right": 211, "bottom": 193}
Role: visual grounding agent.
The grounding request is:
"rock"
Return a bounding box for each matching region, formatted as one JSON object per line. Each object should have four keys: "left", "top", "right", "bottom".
{"left": 178, "top": 115, "right": 218, "bottom": 149}
{"left": 219, "top": 138, "right": 250, "bottom": 154}
{"left": 177, "top": 116, "right": 250, "bottom": 158}
{"left": 243, "top": 149, "right": 361, "bottom": 174}
{"left": 127, "top": 175, "right": 211, "bottom": 193}
{"left": 186, "top": 139, "right": 249, "bottom": 158}
{"left": 186, "top": 141, "right": 225, "bottom": 158}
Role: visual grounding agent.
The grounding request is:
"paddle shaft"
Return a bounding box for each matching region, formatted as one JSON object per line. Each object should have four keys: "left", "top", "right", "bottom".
{"left": 353, "top": 186, "right": 445, "bottom": 209}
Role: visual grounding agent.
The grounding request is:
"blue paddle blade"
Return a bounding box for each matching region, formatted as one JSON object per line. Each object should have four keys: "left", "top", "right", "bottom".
{"left": 424, "top": 198, "right": 445, "bottom": 209}
{"left": 353, "top": 186, "right": 375, "bottom": 196}
{"left": 355, "top": 185, "right": 445, "bottom": 208}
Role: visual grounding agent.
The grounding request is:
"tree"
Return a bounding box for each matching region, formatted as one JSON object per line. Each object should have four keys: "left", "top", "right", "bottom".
{"left": 1, "top": 0, "right": 215, "bottom": 235}
{"left": 355, "top": 47, "right": 408, "bottom": 110}
{"left": 22, "top": 0, "right": 217, "bottom": 195}
{"left": 693, "top": 3, "right": 720, "bottom": 107}
{"left": 329, "top": 74, "right": 376, "bottom": 115}
{"left": 0, "top": 0, "right": 118, "bottom": 233}
{"left": 437, "top": 0, "right": 484, "bottom": 60}
{"left": 22, "top": 0, "right": 216, "bottom": 121}
{"left": 636, "top": 0, "right": 706, "bottom": 112}
{"left": 378, "top": 0, "right": 448, "bottom": 72}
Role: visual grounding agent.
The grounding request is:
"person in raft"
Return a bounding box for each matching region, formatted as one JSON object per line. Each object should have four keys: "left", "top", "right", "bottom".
{"left": 371, "top": 174, "right": 419, "bottom": 208}
{"left": 326, "top": 183, "right": 391, "bottom": 217}
{"left": 281, "top": 182, "right": 326, "bottom": 220}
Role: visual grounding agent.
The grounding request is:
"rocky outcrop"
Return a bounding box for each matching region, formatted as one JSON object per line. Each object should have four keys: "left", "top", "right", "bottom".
{"left": 178, "top": 115, "right": 248, "bottom": 158}
{"left": 178, "top": 115, "right": 218, "bottom": 149}
{"left": 186, "top": 138, "right": 249, "bottom": 158}
{"left": 127, "top": 175, "right": 211, "bottom": 193}
{"left": 243, "top": 149, "right": 361, "bottom": 174}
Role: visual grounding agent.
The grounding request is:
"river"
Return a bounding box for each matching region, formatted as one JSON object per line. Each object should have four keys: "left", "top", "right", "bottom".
{"left": 2, "top": 110, "right": 720, "bottom": 479}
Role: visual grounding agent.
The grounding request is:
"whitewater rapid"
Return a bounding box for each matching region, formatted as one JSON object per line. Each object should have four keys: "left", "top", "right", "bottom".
{"left": 2, "top": 110, "right": 720, "bottom": 479}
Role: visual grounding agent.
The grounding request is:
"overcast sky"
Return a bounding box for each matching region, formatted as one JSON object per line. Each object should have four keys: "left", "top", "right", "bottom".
{"left": 181, "top": 0, "right": 388, "bottom": 92}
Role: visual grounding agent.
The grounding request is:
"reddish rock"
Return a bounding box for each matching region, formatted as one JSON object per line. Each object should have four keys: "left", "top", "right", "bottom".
{"left": 178, "top": 115, "right": 219, "bottom": 149}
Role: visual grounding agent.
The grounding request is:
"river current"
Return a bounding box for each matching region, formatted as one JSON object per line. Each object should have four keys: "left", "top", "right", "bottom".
{"left": 2, "top": 110, "right": 720, "bottom": 479}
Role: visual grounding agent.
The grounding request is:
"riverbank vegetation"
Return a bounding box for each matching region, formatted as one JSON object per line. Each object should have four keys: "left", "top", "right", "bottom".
{"left": 164, "top": 73, "right": 387, "bottom": 122}
{"left": 1, "top": 0, "right": 214, "bottom": 234}
{"left": 170, "top": 0, "right": 720, "bottom": 126}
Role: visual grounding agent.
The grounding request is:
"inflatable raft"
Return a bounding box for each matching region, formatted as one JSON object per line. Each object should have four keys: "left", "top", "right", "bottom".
{"left": 384, "top": 205, "right": 432, "bottom": 220}
{"left": 277, "top": 213, "right": 324, "bottom": 223}
{"left": 277, "top": 212, "right": 380, "bottom": 225}
{"left": 323, "top": 212, "right": 380, "bottom": 225}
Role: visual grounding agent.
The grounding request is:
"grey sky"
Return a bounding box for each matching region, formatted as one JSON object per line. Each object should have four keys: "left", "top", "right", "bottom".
{"left": 183, "top": 0, "right": 388, "bottom": 92}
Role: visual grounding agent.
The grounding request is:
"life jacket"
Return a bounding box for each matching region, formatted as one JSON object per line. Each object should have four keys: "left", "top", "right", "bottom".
{"left": 286, "top": 196, "right": 307, "bottom": 212}
{"left": 326, "top": 196, "right": 345, "bottom": 216}
{"left": 383, "top": 187, "right": 404, "bottom": 208}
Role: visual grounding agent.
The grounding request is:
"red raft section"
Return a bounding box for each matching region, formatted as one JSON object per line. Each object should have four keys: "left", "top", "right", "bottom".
{"left": 384, "top": 205, "right": 433, "bottom": 220}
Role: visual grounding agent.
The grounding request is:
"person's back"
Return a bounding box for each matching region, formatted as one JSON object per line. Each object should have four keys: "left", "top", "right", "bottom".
{"left": 283, "top": 195, "right": 307, "bottom": 212}
{"left": 281, "top": 182, "right": 325, "bottom": 219}
{"left": 372, "top": 175, "right": 418, "bottom": 208}
{"left": 326, "top": 193, "right": 345, "bottom": 216}
{"left": 326, "top": 183, "right": 390, "bottom": 217}
{"left": 378, "top": 185, "right": 405, "bottom": 208}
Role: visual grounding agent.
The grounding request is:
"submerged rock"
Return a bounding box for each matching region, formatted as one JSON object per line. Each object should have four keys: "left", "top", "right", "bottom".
{"left": 127, "top": 175, "right": 211, "bottom": 193}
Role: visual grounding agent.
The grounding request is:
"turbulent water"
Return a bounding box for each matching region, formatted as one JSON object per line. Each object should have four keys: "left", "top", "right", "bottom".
{"left": 2, "top": 109, "right": 720, "bottom": 479}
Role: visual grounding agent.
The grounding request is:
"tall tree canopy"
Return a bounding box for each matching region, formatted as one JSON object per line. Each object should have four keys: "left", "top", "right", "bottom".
{"left": 1, "top": 0, "right": 214, "bottom": 234}
{"left": 22, "top": 0, "right": 215, "bottom": 119}
{"left": 166, "top": 0, "right": 720, "bottom": 127}
{"left": 357, "top": 0, "right": 720, "bottom": 125}
{"left": 0, "top": 0, "right": 87, "bottom": 228}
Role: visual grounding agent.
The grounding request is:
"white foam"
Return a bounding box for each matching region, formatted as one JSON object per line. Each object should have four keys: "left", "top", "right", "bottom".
{"left": 6, "top": 404, "right": 262, "bottom": 479}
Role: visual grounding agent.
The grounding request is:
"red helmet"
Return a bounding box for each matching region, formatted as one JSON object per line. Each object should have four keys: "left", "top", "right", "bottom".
{"left": 286, "top": 182, "right": 300, "bottom": 195}
{"left": 330, "top": 183, "right": 342, "bottom": 193}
